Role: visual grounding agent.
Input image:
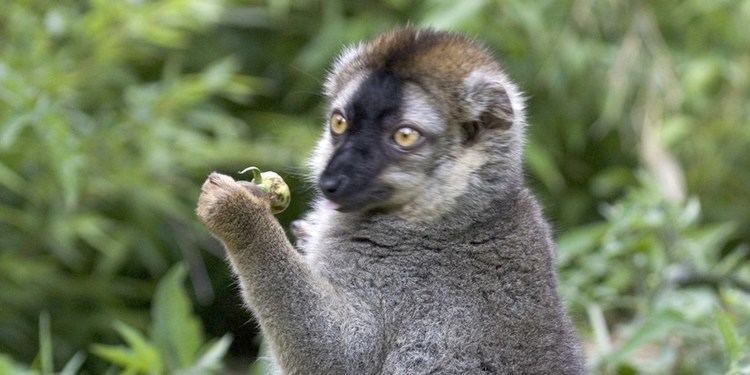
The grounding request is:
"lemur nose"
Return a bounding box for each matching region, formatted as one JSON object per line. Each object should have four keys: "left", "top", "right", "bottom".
{"left": 319, "top": 175, "right": 348, "bottom": 197}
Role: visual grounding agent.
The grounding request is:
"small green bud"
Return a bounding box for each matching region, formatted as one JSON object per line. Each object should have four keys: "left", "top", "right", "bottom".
{"left": 239, "top": 166, "right": 291, "bottom": 214}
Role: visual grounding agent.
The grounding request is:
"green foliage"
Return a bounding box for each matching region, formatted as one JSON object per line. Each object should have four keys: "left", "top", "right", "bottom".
{"left": 150, "top": 266, "right": 204, "bottom": 370}
{"left": 0, "top": 265, "right": 231, "bottom": 374}
{"left": 3, "top": 312, "right": 88, "bottom": 375}
{"left": 91, "top": 265, "right": 231, "bottom": 374}
{"left": 559, "top": 175, "right": 750, "bottom": 373}
{"left": 92, "top": 322, "right": 163, "bottom": 374}
{"left": 1, "top": 0, "right": 748, "bottom": 374}
{"left": 0, "top": 0, "right": 278, "bottom": 364}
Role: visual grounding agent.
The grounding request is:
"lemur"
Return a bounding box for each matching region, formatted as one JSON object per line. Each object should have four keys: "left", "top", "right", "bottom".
{"left": 197, "top": 27, "right": 585, "bottom": 374}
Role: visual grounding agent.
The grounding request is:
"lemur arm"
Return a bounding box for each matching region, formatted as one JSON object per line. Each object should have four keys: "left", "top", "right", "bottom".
{"left": 196, "top": 173, "right": 352, "bottom": 373}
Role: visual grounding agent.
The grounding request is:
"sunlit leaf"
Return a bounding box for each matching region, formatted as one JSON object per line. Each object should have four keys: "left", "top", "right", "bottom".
{"left": 178, "top": 334, "right": 232, "bottom": 374}
{"left": 151, "top": 265, "right": 203, "bottom": 370}
{"left": 60, "top": 352, "right": 86, "bottom": 375}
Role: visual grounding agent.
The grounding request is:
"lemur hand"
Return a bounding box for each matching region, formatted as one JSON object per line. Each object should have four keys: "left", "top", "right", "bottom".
{"left": 196, "top": 172, "right": 270, "bottom": 241}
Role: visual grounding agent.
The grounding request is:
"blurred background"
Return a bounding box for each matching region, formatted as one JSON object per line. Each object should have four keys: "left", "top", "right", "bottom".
{"left": 1, "top": 0, "right": 749, "bottom": 374}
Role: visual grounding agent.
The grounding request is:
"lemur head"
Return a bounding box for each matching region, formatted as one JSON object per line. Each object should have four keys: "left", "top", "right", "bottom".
{"left": 310, "top": 28, "right": 526, "bottom": 220}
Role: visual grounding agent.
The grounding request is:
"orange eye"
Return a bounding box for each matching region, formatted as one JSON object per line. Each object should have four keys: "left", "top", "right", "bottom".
{"left": 393, "top": 127, "right": 421, "bottom": 148}
{"left": 330, "top": 113, "right": 348, "bottom": 135}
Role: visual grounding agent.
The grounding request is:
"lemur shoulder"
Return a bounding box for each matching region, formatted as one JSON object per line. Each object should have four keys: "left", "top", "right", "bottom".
{"left": 197, "top": 27, "right": 585, "bottom": 374}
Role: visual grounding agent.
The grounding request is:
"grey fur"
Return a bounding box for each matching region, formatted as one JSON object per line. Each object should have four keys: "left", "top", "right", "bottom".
{"left": 196, "top": 28, "right": 585, "bottom": 374}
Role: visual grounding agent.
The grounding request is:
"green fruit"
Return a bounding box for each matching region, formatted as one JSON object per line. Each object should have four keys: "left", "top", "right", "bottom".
{"left": 239, "top": 166, "right": 291, "bottom": 214}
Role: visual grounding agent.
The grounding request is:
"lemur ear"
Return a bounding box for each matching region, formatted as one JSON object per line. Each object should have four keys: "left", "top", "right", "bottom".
{"left": 462, "top": 70, "right": 517, "bottom": 132}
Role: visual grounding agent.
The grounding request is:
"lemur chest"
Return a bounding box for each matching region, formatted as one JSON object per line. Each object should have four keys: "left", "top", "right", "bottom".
{"left": 313, "top": 243, "right": 503, "bottom": 372}
{"left": 306, "top": 237, "right": 539, "bottom": 372}
{"left": 312, "top": 240, "right": 498, "bottom": 317}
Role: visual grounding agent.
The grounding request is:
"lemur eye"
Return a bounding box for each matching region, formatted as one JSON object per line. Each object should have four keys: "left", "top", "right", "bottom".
{"left": 392, "top": 127, "right": 422, "bottom": 148}
{"left": 329, "top": 113, "right": 348, "bottom": 135}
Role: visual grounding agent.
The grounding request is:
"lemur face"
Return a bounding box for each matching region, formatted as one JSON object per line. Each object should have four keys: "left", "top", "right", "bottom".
{"left": 309, "top": 28, "right": 523, "bottom": 215}
{"left": 315, "top": 70, "right": 448, "bottom": 212}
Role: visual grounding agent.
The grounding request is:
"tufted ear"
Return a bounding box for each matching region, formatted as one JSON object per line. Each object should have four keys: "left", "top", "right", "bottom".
{"left": 462, "top": 70, "right": 520, "bottom": 134}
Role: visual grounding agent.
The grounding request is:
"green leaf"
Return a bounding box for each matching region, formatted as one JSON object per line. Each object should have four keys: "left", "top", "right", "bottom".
{"left": 556, "top": 223, "right": 607, "bottom": 264}
{"left": 0, "top": 162, "right": 25, "bottom": 194}
{"left": 591, "top": 168, "right": 635, "bottom": 198}
{"left": 177, "top": 335, "right": 232, "bottom": 374}
{"left": 688, "top": 222, "right": 736, "bottom": 254}
{"left": 92, "top": 321, "right": 161, "bottom": 374}
{"left": 0, "top": 112, "right": 33, "bottom": 150}
{"left": 91, "top": 345, "right": 140, "bottom": 371}
{"left": 248, "top": 341, "right": 272, "bottom": 375}
{"left": 526, "top": 140, "right": 566, "bottom": 193}
{"left": 194, "top": 335, "right": 232, "bottom": 370}
{"left": 586, "top": 304, "right": 611, "bottom": 354}
{"left": 715, "top": 245, "right": 750, "bottom": 276}
{"left": 60, "top": 352, "right": 86, "bottom": 375}
{"left": 716, "top": 310, "right": 743, "bottom": 363}
{"left": 39, "top": 312, "right": 53, "bottom": 375}
{"left": 602, "top": 310, "right": 683, "bottom": 366}
{"left": 0, "top": 355, "right": 13, "bottom": 375}
{"left": 151, "top": 264, "right": 204, "bottom": 371}
{"left": 114, "top": 322, "right": 161, "bottom": 368}
{"left": 0, "top": 353, "right": 33, "bottom": 375}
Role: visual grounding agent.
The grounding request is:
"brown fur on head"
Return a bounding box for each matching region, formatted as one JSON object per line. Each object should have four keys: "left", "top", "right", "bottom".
{"left": 325, "top": 27, "right": 518, "bottom": 127}
{"left": 311, "top": 28, "right": 527, "bottom": 221}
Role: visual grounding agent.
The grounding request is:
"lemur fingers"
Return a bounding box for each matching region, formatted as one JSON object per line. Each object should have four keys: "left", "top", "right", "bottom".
{"left": 290, "top": 219, "right": 313, "bottom": 251}
{"left": 196, "top": 172, "right": 270, "bottom": 239}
